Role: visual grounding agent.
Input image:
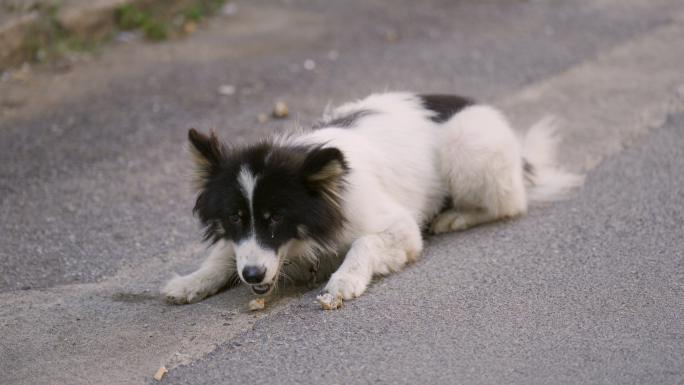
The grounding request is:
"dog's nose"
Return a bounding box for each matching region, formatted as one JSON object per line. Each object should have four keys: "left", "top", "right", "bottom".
{"left": 242, "top": 266, "right": 266, "bottom": 284}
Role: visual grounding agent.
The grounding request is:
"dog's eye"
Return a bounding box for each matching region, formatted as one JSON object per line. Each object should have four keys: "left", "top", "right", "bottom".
{"left": 270, "top": 214, "right": 283, "bottom": 223}
{"left": 230, "top": 214, "right": 241, "bottom": 223}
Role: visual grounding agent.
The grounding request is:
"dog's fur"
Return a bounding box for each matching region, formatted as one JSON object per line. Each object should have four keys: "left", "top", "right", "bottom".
{"left": 163, "top": 92, "right": 583, "bottom": 303}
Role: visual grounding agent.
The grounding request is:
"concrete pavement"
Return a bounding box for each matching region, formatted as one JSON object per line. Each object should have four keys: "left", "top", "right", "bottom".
{"left": 1, "top": 0, "right": 683, "bottom": 383}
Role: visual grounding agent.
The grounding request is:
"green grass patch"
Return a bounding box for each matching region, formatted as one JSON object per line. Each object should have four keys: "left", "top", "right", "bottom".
{"left": 115, "top": 0, "right": 227, "bottom": 40}
{"left": 23, "top": 0, "right": 228, "bottom": 66}
{"left": 29, "top": 2, "right": 108, "bottom": 63}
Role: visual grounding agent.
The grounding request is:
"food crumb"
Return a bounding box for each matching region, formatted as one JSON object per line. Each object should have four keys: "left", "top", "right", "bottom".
{"left": 316, "top": 293, "right": 342, "bottom": 310}
{"left": 154, "top": 366, "right": 168, "bottom": 381}
{"left": 249, "top": 297, "right": 265, "bottom": 311}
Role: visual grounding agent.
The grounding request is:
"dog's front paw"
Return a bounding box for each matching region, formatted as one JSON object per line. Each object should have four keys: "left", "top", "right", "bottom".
{"left": 163, "top": 274, "right": 213, "bottom": 305}
{"left": 324, "top": 272, "right": 369, "bottom": 300}
{"left": 429, "top": 210, "right": 470, "bottom": 234}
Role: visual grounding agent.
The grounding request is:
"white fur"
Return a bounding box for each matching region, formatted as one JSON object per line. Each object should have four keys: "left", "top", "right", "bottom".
{"left": 164, "top": 92, "right": 583, "bottom": 302}
{"left": 430, "top": 105, "right": 528, "bottom": 233}
{"left": 237, "top": 165, "right": 257, "bottom": 207}
{"left": 521, "top": 117, "right": 585, "bottom": 202}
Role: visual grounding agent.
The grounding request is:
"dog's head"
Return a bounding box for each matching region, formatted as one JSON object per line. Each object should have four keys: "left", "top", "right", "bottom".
{"left": 187, "top": 128, "right": 348, "bottom": 295}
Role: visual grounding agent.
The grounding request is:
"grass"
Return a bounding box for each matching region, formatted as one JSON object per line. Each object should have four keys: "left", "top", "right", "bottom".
{"left": 30, "top": 3, "right": 107, "bottom": 63}
{"left": 115, "top": 0, "right": 228, "bottom": 40}
{"left": 26, "top": 0, "right": 227, "bottom": 64}
{"left": 116, "top": 3, "right": 167, "bottom": 40}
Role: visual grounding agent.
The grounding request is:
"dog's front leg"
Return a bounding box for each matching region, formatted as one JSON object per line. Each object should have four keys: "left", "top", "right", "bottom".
{"left": 164, "top": 240, "right": 238, "bottom": 304}
{"left": 324, "top": 213, "right": 423, "bottom": 300}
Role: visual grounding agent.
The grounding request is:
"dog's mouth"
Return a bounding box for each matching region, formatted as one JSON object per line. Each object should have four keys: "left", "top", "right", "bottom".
{"left": 251, "top": 283, "right": 272, "bottom": 295}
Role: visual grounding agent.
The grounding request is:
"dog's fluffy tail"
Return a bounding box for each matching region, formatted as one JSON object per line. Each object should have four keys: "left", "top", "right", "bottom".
{"left": 521, "top": 116, "right": 584, "bottom": 203}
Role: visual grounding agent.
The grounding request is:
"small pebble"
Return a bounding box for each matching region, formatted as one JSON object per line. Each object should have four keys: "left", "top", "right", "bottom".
{"left": 304, "top": 59, "right": 316, "bottom": 70}
{"left": 116, "top": 31, "right": 138, "bottom": 43}
{"left": 218, "top": 85, "right": 236, "bottom": 95}
{"left": 385, "top": 30, "right": 399, "bottom": 42}
{"left": 184, "top": 21, "right": 196, "bottom": 34}
{"left": 272, "top": 102, "right": 290, "bottom": 118}
{"left": 222, "top": 2, "right": 239, "bottom": 16}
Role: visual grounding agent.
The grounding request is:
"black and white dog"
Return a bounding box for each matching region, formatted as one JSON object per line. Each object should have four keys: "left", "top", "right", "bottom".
{"left": 164, "top": 92, "right": 583, "bottom": 303}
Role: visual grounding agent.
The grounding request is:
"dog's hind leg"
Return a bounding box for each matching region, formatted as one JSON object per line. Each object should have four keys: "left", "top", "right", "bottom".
{"left": 163, "top": 240, "right": 238, "bottom": 304}
{"left": 430, "top": 208, "right": 503, "bottom": 233}
{"left": 324, "top": 210, "right": 423, "bottom": 300}
{"left": 431, "top": 104, "right": 528, "bottom": 234}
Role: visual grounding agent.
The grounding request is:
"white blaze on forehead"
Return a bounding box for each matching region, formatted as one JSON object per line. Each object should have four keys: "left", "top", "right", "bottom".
{"left": 238, "top": 165, "right": 258, "bottom": 206}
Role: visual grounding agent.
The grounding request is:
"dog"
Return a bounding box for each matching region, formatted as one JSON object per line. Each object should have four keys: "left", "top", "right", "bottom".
{"left": 163, "top": 92, "right": 583, "bottom": 303}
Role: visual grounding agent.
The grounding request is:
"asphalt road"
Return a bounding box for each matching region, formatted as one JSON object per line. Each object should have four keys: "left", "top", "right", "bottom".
{"left": 1, "top": 0, "right": 683, "bottom": 384}
{"left": 164, "top": 109, "right": 684, "bottom": 385}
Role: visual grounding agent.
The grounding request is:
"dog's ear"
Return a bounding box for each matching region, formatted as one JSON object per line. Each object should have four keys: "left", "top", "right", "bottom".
{"left": 187, "top": 128, "right": 224, "bottom": 183}
{"left": 301, "top": 147, "right": 348, "bottom": 195}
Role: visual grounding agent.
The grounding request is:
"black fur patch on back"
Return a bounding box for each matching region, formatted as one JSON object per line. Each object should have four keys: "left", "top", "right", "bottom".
{"left": 419, "top": 94, "right": 476, "bottom": 123}
{"left": 523, "top": 158, "right": 535, "bottom": 185}
{"left": 312, "top": 110, "right": 376, "bottom": 130}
